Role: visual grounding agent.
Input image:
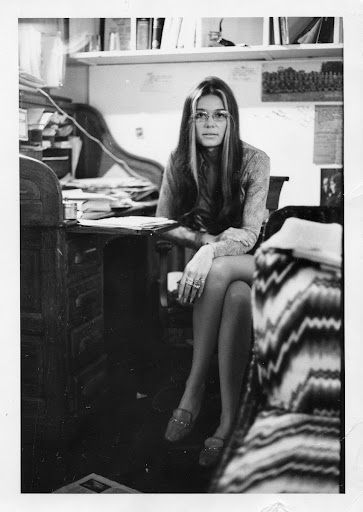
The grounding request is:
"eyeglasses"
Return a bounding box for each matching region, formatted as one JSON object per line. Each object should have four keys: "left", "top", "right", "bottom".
{"left": 191, "top": 110, "right": 231, "bottom": 124}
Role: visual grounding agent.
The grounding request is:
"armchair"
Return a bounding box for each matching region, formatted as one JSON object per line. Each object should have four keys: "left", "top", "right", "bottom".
{"left": 211, "top": 205, "right": 343, "bottom": 493}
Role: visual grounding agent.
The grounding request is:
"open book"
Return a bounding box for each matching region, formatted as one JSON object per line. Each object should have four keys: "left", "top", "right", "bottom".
{"left": 261, "top": 217, "right": 342, "bottom": 268}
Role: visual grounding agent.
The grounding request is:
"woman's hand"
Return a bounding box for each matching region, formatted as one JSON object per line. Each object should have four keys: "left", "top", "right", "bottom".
{"left": 201, "top": 232, "right": 216, "bottom": 245}
{"left": 216, "top": 227, "right": 255, "bottom": 248}
{"left": 178, "top": 245, "right": 214, "bottom": 304}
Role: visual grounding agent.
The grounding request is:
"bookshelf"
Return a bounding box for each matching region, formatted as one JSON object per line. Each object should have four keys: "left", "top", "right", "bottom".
{"left": 69, "top": 17, "right": 343, "bottom": 66}
{"left": 70, "top": 44, "right": 343, "bottom": 66}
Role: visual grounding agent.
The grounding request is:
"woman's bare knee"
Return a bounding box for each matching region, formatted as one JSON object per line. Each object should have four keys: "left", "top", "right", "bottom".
{"left": 205, "top": 257, "right": 233, "bottom": 290}
{"left": 224, "top": 281, "right": 251, "bottom": 309}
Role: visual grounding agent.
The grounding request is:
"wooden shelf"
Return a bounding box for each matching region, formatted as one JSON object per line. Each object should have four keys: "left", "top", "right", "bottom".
{"left": 70, "top": 43, "right": 343, "bottom": 66}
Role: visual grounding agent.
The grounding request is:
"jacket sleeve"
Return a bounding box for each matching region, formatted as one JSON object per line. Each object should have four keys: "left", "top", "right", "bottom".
{"left": 208, "top": 151, "right": 270, "bottom": 258}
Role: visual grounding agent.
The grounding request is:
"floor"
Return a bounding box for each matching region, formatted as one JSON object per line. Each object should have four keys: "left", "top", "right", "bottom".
{"left": 22, "top": 337, "right": 222, "bottom": 493}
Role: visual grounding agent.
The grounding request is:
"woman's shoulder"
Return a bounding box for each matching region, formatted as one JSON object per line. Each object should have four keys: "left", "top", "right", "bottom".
{"left": 241, "top": 140, "right": 270, "bottom": 163}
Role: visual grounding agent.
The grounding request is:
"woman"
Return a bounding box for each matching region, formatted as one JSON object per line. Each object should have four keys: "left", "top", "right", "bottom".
{"left": 326, "top": 172, "right": 342, "bottom": 208}
{"left": 156, "top": 76, "right": 270, "bottom": 467}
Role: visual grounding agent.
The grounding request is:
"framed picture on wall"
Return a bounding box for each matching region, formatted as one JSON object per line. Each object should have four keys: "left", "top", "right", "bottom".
{"left": 320, "top": 168, "right": 343, "bottom": 207}
{"left": 262, "top": 60, "right": 343, "bottom": 102}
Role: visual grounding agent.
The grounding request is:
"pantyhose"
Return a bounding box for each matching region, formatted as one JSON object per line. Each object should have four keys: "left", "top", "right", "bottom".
{"left": 177, "top": 254, "right": 254, "bottom": 440}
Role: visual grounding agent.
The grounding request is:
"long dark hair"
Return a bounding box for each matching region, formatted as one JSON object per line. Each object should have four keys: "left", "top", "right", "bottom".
{"left": 172, "top": 76, "right": 243, "bottom": 233}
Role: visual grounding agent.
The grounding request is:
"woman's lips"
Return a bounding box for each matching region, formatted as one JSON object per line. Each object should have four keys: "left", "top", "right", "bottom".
{"left": 202, "top": 133, "right": 218, "bottom": 137}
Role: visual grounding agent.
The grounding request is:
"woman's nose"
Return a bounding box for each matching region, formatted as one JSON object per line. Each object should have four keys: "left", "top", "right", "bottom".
{"left": 205, "top": 114, "right": 216, "bottom": 126}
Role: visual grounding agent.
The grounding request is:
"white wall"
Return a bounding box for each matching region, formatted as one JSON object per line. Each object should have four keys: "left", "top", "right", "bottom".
{"left": 88, "top": 58, "right": 342, "bottom": 207}
{"left": 51, "top": 64, "right": 89, "bottom": 103}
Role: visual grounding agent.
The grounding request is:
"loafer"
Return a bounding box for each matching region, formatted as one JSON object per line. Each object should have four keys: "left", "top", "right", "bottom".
{"left": 198, "top": 436, "right": 225, "bottom": 467}
{"left": 164, "top": 408, "right": 197, "bottom": 442}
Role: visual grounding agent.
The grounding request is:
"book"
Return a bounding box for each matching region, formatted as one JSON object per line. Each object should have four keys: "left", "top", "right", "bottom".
{"left": 162, "top": 17, "right": 183, "bottom": 49}
{"left": 261, "top": 217, "right": 342, "bottom": 268}
{"left": 268, "top": 17, "right": 275, "bottom": 44}
{"left": 262, "top": 17, "right": 270, "bottom": 46}
{"left": 333, "top": 17, "right": 343, "bottom": 43}
{"left": 195, "top": 18, "right": 203, "bottom": 48}
{"left": 273, "top": 17, "right": 281, "bottom": 45}
{"left": 296, "top": 17, "right": 323, "bottom": 44}
{"left": 160, "top": 17, "right": 172, "bottom": 49}
{"left": 151, "top": 18, "right": 165, "bottom": 49}
{"left": 279, "top": 17, "right": 289, "bottom": 44}
{"left": 103, "top": 18, "right": 135, "bottom": 51}
{"left": 177, "top": 18, "right": 197, "bottom": 49}
{"left": 136, "top": 18, "right": 152, "bottom": 50}
{"left": 283, "top": 17, "right": 316, "bottom": 44}
{"left": 318, "top": 17, "right": 335, "bottom": 43}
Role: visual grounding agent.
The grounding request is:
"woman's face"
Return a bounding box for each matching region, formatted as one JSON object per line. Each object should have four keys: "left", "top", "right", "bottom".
{"left": 194, "top": 94, "right": 228, "bottom": 148}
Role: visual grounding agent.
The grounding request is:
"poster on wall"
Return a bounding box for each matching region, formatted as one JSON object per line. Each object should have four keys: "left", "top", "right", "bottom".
{"left": 261, "top": 60, "right": 343, "bottom": 102}
{"left": 313, "top": 105, "right": 343, "bottom": 165}
{"left": 320, "top": 168, "right": 343, "bottom": 207}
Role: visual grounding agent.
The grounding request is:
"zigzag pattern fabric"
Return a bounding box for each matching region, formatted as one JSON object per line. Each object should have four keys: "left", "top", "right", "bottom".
{"left": 215, "top": 248, "right": 342, "bottom": 493}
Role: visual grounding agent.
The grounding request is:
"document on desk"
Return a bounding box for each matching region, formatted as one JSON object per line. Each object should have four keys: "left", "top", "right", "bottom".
{"left": 78, "top": 216, "right": 177, "bottom": 232}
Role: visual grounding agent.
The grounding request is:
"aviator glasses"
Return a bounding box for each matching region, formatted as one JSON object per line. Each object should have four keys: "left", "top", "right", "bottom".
{"left": 191, "top": 109, "right": 231, "bottom": 124}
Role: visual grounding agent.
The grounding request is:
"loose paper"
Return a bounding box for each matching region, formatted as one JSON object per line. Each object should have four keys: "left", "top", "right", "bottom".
{"left": 313, "top": 105, "right": 343, "bottom": 165}
{"left": 140, "top": 72, "right": 174, "bottom": 93}
{"left": 229, "top": 64, "right": 259, "bottom": 83}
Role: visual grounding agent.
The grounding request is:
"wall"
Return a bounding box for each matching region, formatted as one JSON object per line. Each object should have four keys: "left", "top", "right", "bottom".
{"left": 51, "top": 64, "right": 89, "bottom": 103}
{"left": 87, "top": 57, "right": 342, "bottom": 207}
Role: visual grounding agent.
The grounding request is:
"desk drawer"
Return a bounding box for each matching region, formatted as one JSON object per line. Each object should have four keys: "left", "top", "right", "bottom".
{"left": 21, "top": 334, "right": 44, "bottom": 397}
{"left": 67, "top": 236, "right": 102, "bottom": 280}
{"left": 68, "top": 277, "right": 102, "bottom": 327}
{"left": 70, "top": 315, "right": 104, "bottom": 370}
{"left": 72, "top": 355, "right": 107, "bottom": 414}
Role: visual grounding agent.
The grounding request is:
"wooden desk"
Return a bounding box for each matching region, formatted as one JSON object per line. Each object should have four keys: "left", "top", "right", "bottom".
{"left": 20, "top": 156, "right": 168, "bottom": 454}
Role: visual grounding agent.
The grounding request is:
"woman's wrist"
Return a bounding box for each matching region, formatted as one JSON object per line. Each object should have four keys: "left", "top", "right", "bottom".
{"left": 194, "top": 231, "right": 217, "bottom": 252}
{"left": 199, "top": 242, "right": 215, "bottom": 258}
{"left": 201, "top": 232, "right": 216, "bottom": 245}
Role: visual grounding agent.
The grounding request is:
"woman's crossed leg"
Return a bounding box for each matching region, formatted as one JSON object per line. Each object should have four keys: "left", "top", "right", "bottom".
{"left": 177, "top": 254, "right": 254, "bottom": 438}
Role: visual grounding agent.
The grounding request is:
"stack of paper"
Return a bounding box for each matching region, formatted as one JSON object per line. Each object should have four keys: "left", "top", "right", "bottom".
{"left": 78, "top": 216, "right": 176, "bottom": 230}
{"left": 68, "top": 176, "right": 151, "bottom": 189}
{"left": 66, "top": 169, "right": 157, "bottom": 199}
{"left": 62, "top": 188, "right": 120, "bottom": 215}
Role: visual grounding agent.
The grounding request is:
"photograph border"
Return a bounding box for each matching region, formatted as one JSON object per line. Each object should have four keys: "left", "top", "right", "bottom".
{"left": 1, "top": 0, "right": 363, "bottom": 511}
